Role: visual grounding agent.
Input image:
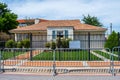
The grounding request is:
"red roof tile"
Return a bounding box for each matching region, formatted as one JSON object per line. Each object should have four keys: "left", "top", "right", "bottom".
{"left": 17, "top": 19, "right": 35, "bottom": 23}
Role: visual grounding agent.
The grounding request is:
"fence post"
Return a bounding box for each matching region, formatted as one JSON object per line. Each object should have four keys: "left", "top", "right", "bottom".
{"left": 0, "top": 48, "right": 4, "bottom": 72}
{"left": 53, "top": 49, "right": 56, "bottom": 76}
{"left": 88, "top": 32, "right": 90, "bottom": 61}
{"left": 57, "top": 33, "right": 62, "bottom": 61}
{"left": 0, "top": 49, "right": 2, "bottom": 72}
{"left": 111, "top": 48, "right": 116, "bottom": 76}
{"left": 118, "top": 32, "right": 120, "bottom": 61}
{"left": 30, "top": 33, "right": 32, "bottom": 61}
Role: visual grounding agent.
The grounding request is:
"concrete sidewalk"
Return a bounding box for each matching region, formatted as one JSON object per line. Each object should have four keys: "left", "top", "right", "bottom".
{"left": 0, "top": 73, "right": 120, "bottom": 80}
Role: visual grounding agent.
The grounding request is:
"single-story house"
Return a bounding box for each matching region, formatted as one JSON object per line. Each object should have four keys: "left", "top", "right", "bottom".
{"left": 10, "top": 19, "right": 107, "bottom": 48}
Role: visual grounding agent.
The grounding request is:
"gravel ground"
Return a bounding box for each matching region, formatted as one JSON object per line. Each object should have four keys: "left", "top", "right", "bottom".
{"left": 0, "top": 73, "right": 120, "bottom": 80}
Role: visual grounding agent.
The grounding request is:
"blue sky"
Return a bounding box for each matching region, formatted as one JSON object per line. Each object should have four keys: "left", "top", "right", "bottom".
{"left": 1, "top": 0, "right": 120, "bottom": 33}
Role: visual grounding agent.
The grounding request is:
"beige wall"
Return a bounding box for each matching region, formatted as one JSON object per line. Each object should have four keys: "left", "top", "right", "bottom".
{"left": 15, "top": 31, "right": 106, "bottom": 48}
{"left": 74, "top": 31, "right": 106, "bottom": 49}
{"left": 15, "top": 33, "right": 29, "bottom": 41}
{"left": 32, "top": 32, "right": 47, "bottom": 48}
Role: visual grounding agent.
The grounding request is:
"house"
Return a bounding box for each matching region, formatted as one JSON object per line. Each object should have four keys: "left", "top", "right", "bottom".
{"left": 10, "top": 19, "right": 107, "bottom": 48}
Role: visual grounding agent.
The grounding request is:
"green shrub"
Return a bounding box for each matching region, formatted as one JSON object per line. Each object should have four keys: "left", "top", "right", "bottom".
{"left": 45, "top": 38, "right": 71, "bottom": 49}
{"left": 65, "top": 38, "right": 72, "bottom": 48}
{"left": 61, "top": 38, "right": 67, "bottom": 48}
{"left": 22, "top": 39, "right": 30, "bottom": 48}
{"left": 56, "top": 38, "right": 71, "bottom": 48}
{"left": 45, "top": 42, "right": 50, "bottom": 48}
{"left": 17, "top": 41, "right": 23, "bottom": 48}
{"left": 51, "top": 41, "right": 56, "bottom": 50}
{"left": 5, "top": 40, "right": 16, "bottom": 48}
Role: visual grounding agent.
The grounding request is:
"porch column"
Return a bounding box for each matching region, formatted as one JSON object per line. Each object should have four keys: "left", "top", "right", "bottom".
{"left": 15, "top": 33, "right": 17, "bottom": 41}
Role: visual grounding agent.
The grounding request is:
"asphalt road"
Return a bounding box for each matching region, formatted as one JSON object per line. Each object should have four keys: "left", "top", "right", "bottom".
{"left": 0, "top": 74, "right": 120, "bottom": 80}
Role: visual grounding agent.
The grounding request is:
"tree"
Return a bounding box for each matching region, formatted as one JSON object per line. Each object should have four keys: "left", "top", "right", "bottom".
{"left": 82, "top": 14, "right": 103, "bottom": 27}
{"left": 0, "top": 2, "right": 18, "bottom": 33}
{"left": 104, "top": 31, "right": 118, "bottom": 50}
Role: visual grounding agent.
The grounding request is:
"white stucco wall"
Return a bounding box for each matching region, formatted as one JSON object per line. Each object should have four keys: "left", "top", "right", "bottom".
{"left": 47, "top": 27, "right": 73, "bottom": 41}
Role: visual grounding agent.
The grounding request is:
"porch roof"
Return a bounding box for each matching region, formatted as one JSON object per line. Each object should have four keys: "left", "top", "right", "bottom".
{"left": 10, "top": 19, "right": 107, "bottom": 33}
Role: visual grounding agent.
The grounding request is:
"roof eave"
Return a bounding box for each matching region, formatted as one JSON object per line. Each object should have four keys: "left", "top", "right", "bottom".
{"left": 9, "top": 30, "right": 46, "bottom": 33}
{"left": 75, "top": 29, "right": 107, "bottom": 32}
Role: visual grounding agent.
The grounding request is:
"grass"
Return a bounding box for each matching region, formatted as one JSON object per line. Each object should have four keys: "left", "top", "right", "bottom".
{"left": 94, "top": 51, "right": 110, "bottom": 59}
{"left": 33, "top": 50, "right": 102, "bottom": 61}
{"left": 94, "top": 50, "right": 119, "bottom": 60}
{"left": 113, "top": 51, "right": 120, "bottom": 55}
{"left": 112, "top": 51, "right": 120, "bottom": 60}
{"left": 1, "top": 50, "right": 24, "bottom": 60}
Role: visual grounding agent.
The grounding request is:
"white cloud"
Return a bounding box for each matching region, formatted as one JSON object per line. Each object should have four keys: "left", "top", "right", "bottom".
{"left": 1, "top": 0, "right": 120, "bottom": 32}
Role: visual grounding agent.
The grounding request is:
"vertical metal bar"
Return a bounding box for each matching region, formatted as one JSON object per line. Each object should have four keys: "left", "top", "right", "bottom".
{"left": 118, "top": 32, "right": 120, "bottom": 61}
{"left": 111, "top": 48, "right": 116, "bottom": 76}
{"left": 88, "top": 32, "right": 90, "bottom": 61}
{"left": 0, "top": 49, "right": 1, "bottom": 72}
{"left": 30, "top": 33, "right": 32, "bottom": 61}
{"left": 53, "top": 49, "right": 56, "bottom": 76}
{"left": 109, "top": 48, "right": 112, "bottom": 74}
{"left": 13, "top": 50, "right": 15, "bottom": 59}
{"left": 0, "top": 48, "right": 4, "bottom": 72}
{"left": 58, "top": 33, "right": 61, "bottom": 61}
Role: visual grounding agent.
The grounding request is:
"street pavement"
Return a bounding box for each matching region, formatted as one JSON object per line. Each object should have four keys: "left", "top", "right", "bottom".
{"left": 0, "top": 73, "right": 120, "bottom": 80}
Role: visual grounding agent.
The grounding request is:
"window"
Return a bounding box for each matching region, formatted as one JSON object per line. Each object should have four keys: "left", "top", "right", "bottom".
{"left": 57, "top": 31, "right": 63, "bottom": 37}
{"left": 52, "top": 30, "right": 56, "bottom": 39}
{"left": 52, "top": 30, "right": 69, "bottom": 39}
{"left": 65, "top": 30, "right": 68, "bottom": 38}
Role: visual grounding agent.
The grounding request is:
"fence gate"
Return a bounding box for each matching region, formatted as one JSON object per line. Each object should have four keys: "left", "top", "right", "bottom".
{"left": 53, "top": 48, "right": 112, "bottom": 75}
{"left": 111, "top": 47, "right": 120, "bottom": 76}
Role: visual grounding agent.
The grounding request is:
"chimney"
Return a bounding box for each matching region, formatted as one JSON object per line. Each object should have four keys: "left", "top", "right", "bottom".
{"left": 34, "top": 18, "right": 40, "bottom": 24}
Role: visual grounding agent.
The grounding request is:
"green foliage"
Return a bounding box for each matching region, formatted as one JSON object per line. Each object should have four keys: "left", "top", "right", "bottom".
{"left": 22, "top": 39, "right": 30, "bottom": 48}
{"left": 51, "top": 41, "right": 56, "bottom": 50}
{"left": 45, "top": 42, "right": 50, "bottom": 48}
{"left": 5, "top": 39, "right": 30, "bottom": 48}
{"left": 17, "top": 41, "right": 23, "bottom": 48}
{"left": 45, "top": 38, "right": 71, "bottom": 49}
{"left": 61, "top": 38, "right": 67, "bottom": 48}
{"left": 61, "top": 38, "right": 71, "bottom": 48}
{"left": 0, "top": 2, "right": 18, "bottom": 33}
{"left": 66, "top": 38, "right": 72, "bottom": 48}
{"left": 104, "top": 31, "right": 118, "bottom": 50}
{"left": 82, "top": 14, "right": 103, "bottom": 27}
{"left": 45, "top": 41, "right": 56, "bottom": 49}
{"left": 5, "top": 39, "right": 16, "bottom": 48}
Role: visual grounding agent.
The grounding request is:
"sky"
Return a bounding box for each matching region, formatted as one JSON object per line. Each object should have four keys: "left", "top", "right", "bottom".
{"left": 0, "top": 0, "right": 120, "bottom": 33}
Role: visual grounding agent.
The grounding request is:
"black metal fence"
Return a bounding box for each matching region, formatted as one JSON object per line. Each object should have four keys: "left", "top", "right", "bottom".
{"left": 1, "top": 32, "right": 120, "bottom": 49}
{"left": 30, "top": 33, "right": 106, "bottom": 49}
{"left": 0, "top": 32, "right": 120, "bottom": 76}
{"left": 0, "top": 47, "right": 120, "bottom": 75}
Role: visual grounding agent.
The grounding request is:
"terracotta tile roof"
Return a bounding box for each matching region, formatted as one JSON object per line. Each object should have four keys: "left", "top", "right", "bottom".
{"left": 10, "top": 19, "right": 106, "bottom": 33}
{"left": 17, "top": 19, "right": 35, "bottom": 23}
{"left": 17, "top": 19, "right": 48, "bottom": 23}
